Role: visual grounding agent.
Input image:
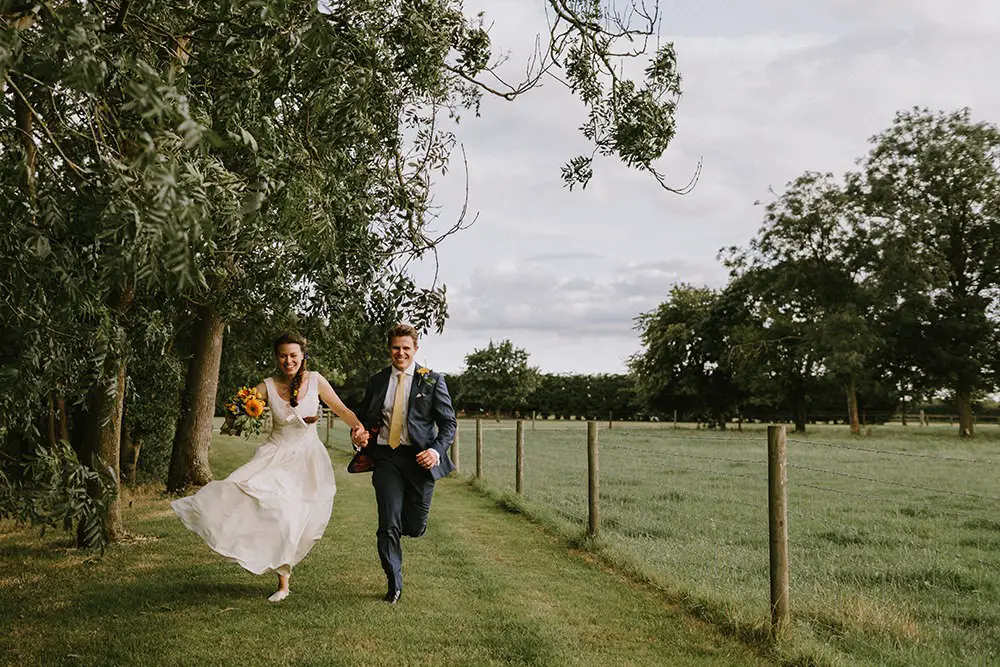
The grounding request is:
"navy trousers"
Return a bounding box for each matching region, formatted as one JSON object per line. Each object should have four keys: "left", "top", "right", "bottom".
{"left": 371, "top": 445, "right": 435, "bottom": 593}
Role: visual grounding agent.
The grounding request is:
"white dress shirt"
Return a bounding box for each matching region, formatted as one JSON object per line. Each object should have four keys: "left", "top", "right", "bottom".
{"left": 379, "top": 363, "right": 414, "bottom": 446}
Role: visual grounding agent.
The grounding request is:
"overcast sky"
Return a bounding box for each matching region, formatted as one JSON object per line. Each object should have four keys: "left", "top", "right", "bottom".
{"left": 407, "top": 0, "right": 1000, "bottom": 375}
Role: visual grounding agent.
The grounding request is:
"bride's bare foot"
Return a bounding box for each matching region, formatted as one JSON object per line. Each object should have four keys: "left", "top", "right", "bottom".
{"left": 268, "top": 573, "right": 290, "bottom": 602}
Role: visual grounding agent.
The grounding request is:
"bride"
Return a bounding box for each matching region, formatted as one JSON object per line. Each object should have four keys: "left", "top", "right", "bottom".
{"left": 172, "top": 332, "right": 367, "bottom": 602}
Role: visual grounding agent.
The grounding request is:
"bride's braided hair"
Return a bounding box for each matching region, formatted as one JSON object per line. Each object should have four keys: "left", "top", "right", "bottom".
{"left": 274, "top": 332, "right": 308, "bottom": 407}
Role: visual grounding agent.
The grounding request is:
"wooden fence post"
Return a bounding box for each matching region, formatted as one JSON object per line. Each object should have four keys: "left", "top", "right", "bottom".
{"left": 326, "top": 410, "right": 332, "bottom": 445}
{"left": 587, "top": 421, "right": 599, "bottom": 539}
{"left": 515, "top": 420, "right": 524, "bottom": 494}
{"left": 475, "top": 417, "right": 483, "bottom": 481}
{"left": 532, "top": 410, "right": 536, "bottom": 430}
{"left": 673, "top": 409, "right": 678, "bottom": 429}
{"left": 608, "top": 411, "right": 613, "bottom": 430}
{"left": 451, "top": 422, "right": 460, "bottom": 473}
{"left": 919, "top": 409, "right": 926, "bottom": 426}
{"left": 767, "top": 424, "right": 790, "bottom": 636}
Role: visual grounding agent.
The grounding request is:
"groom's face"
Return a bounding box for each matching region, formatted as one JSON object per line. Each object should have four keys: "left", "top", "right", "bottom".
{"left": 389, "top": 335, "right": 417, "bottom": 371}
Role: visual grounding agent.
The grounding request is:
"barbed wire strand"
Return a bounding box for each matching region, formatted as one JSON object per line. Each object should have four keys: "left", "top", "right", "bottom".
{"left": 787, "top": 482, "right": 999, "bottom": 522}
{"left": 654, "top": 462, "right": 769, "bottom": 483}
{"left": 650, "top": 486, "right": 768, "bottom": 512}
{"left": 602, "top": 444, "right": 765, "bottom": 466}
{"left": 788, "top": 464, "right": 1000, "bottom": 503}
{"left": 788, "top": 437, "right": 1000, "bottom": 466}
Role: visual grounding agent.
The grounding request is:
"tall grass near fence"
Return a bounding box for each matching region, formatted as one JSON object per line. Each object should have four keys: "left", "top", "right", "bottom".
{"left": 434, "top": 419, "right": 1000, "bottom": 667}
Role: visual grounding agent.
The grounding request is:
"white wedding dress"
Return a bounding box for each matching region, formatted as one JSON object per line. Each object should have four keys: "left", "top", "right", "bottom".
{"left": 172, "top": 372, "right": 336, "bottom": 576}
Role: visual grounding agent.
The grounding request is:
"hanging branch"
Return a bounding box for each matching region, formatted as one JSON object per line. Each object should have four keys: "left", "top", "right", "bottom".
{"left": 445, "top": 0, "right": 699, "bottom": 194}
{"left": 4, "top": 74, "right": 91, "bottom": 180}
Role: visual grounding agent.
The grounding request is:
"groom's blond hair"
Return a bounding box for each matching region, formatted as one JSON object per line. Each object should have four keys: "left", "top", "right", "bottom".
{"left": 387, "top": 323, "right": 419, "bottom": 347}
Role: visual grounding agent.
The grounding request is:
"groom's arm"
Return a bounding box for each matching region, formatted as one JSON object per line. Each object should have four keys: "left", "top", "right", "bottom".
{"left": 428, "top": 374, "right": 457, "bottom": 457}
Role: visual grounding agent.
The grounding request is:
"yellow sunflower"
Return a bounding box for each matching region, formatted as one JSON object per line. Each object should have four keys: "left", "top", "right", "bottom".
{"left": 244, "top": 398, "right": 265, "bottom": 419}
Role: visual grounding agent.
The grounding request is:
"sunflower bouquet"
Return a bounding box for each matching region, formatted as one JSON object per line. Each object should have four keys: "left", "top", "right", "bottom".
{"left": 221, "top": 386, "right": 267, "bottom": 438}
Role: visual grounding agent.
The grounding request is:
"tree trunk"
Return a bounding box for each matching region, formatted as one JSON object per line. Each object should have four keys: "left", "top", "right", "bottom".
{"left": 793, "top": 398, "right": 807, "bottom": 433}
{"left": 846, "top": 381, "right": 860, "bottom": 435}
{"left": 130, "top": 440, "right": 141, "bottom": 486}
{"left": 120, "top": 420, "right": 142, "bottom": 487}
{"left": 956, "top": 390, "right": 975, "bottom": 438}
{"left": 47, "top": 396, "right": 58, "bottom": 448}
{"left": 76, "top": 280, "right": 133, "bottom": 547}
{"left": 77, "top": 361, "right": 126, "bottom": 546}
{"left": 900, "top": 400, "right": 908, "bottom": 426}
{"left": 167, "top": 304, "right": 224, "bottom": 492}
{"left": 56, "top": 396, "right": 69, "bottom": 441}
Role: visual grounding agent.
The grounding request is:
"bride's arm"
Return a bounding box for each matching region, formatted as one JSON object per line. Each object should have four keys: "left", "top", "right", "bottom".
{"left": 316, "top": 374, "right": 364, "bottom": 430}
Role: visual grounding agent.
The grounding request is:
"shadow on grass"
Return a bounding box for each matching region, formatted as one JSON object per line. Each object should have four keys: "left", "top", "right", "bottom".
{"left": 0, "top": 536, "right": 79, "bottom": 562}
{"left": 80, "top": 574, "right": 264, "bottom": 612}
{"left": 7, "top": 562, "right": 266, "bottom": 616}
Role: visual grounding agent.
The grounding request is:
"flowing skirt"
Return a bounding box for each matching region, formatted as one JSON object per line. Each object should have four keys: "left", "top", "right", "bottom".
{"left": 172, "top": 434, "right": 336, "bottom": 576}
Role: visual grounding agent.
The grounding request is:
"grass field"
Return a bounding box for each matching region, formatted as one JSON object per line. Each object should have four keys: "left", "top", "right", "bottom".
{"left": 0, "top": 428, "right": 772, "bottom": 667}
{"left": 433, "top": 418, "right": 1000, "bottom": 666}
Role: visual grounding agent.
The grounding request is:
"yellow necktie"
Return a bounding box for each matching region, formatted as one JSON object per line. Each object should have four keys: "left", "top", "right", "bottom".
{"left": 388, "top": 373, "right": 406, "bottom": 448}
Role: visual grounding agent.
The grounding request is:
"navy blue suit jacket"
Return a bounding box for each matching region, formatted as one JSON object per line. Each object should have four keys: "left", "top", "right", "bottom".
{"left": 359, "top": 364, "right": 457, "bottom": 480}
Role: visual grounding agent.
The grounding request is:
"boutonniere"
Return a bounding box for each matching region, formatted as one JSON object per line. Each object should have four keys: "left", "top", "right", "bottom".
{"left": 416, "top": 367, "right": 437, "bottom": 386}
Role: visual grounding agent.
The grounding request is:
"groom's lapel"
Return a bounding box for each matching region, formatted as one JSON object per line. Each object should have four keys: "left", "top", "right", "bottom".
{"left": 408, "top": 363, "right": 424, "bottom": 407}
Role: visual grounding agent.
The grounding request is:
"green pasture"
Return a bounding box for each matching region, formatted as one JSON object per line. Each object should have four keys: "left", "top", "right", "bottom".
{"left": 437, "top": 419, "right": 1000, "bottom": 666}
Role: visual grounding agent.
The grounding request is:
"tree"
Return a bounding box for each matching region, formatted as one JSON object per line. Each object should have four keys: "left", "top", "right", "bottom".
{"left": 580, "top": 374, "right": 639, "bottom": 420}
{"left": 723, "top": 172, "right": 882, "bottom": 434}
{"left": 858, "top": 108, "right": 1000, "bottom": 437}
{"left": 522, "top": 373, "right": 637, "bottom": 420}
{"left": 462, "top": 340, "right": 540, "bottom": 420}
{"left": 630, "top": 284, "right": 744, "bottom": 427}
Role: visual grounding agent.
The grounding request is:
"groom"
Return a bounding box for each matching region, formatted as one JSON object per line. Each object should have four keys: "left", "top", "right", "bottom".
{"left": 352, "top": 323, "right": 456, "bottom": 603}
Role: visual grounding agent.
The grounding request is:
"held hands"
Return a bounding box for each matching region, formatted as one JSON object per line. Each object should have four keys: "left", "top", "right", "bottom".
{"left": 415, "top": 448, "right": 440, "bottom": 470}
{"left": 349, "top": 423, "right": 438, "bottom": 468}
{"left": 351, "top": 424, "right": 370, "bottom": 449}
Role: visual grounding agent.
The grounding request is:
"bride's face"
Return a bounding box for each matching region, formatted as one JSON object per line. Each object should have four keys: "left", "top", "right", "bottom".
{"left": 275, "top": 343, "right": 304, "bottom": 378}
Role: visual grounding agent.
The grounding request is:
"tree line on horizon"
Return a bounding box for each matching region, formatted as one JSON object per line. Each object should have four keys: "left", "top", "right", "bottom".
{"left": 454, "top": 108, "right": 1000, "bottom": 437}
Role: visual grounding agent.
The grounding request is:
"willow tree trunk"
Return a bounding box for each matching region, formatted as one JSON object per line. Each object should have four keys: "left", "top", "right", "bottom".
{"left": 167, "top": 304, "right": 224, "bottom": 492}
{"left": 956, "top": 390, "right": 975, "bottom": 438}
{"left": 77, "top": 361, "right": 126, "bottom": 546}
{"left": 846, "top": 381, "right": 860, "bottom": 435}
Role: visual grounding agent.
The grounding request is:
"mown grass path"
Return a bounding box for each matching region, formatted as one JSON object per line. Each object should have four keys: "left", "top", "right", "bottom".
{"left": 1, "top": 437, "right": 771, "bottom": 667}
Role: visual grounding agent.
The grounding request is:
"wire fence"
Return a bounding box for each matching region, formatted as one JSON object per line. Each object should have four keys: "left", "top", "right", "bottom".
{"left": 447, "top": 417, "right": 1000, "bottom": 662}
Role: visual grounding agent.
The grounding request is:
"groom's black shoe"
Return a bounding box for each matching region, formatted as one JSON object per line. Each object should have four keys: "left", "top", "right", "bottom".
{"left": 383, "top": 588, "right": 401, "bottom": 604}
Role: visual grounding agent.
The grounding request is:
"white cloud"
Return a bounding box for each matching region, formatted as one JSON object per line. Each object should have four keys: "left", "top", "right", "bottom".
{"left": 413, "top": 0, "right": 1000, "bottom": 374}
